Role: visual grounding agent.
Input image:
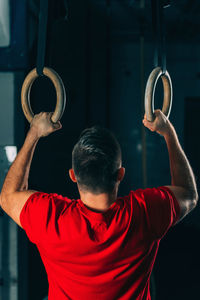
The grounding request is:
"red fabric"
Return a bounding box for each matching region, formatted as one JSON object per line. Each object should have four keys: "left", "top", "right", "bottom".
{"left": 20, "top": 186, "right": 180, "bottom": 300}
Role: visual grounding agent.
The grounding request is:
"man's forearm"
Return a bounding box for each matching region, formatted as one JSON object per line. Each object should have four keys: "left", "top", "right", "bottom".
{"left": 164, "top": 124, "right": 197, "bottom": 198}
{"left": 1, "top": 128, "right": 39, "bottom": 198}
{"left": 0, "top": 112, "right": 61, "bottom": 226}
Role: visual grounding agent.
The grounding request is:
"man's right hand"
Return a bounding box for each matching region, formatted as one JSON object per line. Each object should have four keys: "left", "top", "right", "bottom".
{"left": 142, "top": 110, "right": 172, "bottom": 136}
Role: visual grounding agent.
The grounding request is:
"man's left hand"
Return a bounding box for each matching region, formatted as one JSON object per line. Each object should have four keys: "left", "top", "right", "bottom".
{"left": 30, "top": 112, "right": 62, "bottom": 138}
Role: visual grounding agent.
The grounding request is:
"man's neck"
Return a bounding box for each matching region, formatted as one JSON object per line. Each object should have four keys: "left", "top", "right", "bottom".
{"left": 79, "top": 189, "right": 118, "bottom": 212}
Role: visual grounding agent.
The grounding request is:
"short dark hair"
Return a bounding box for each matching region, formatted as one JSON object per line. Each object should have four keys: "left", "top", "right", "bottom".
{"left": 72, "top": 126, "right": 122, "bottom": 194}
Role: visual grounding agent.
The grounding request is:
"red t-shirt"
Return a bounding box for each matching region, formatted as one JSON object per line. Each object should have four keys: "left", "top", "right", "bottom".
{"left": 20, "top": 186, "right": 180, "bottom": 300}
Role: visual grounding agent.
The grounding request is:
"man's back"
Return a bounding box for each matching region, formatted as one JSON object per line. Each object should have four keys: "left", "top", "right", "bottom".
{"left": 20, "top": 186, "right": 180, "bottom": 300}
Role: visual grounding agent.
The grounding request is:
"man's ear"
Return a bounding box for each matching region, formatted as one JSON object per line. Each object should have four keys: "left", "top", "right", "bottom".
{"left": 69, "top": 169, "right": 77, "bottom": 183}
{"left": 117, "top": 167, "right": 125, "bottom": 182}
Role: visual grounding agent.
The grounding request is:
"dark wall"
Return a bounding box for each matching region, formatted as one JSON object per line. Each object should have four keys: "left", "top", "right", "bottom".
{"left": 17, "top": 1, "right": 200, "bottom": 299}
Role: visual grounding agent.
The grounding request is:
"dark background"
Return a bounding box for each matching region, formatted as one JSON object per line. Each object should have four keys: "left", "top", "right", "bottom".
{"left": 1, "top": 0, "right": 200, "bottom": 299}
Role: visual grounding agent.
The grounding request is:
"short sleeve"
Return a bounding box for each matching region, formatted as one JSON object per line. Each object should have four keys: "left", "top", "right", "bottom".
{"left": 20, "top": 192, "right": 71, "bottom": 244}
{"left": 132, "top": 186, "right": 181, "bottom": 240}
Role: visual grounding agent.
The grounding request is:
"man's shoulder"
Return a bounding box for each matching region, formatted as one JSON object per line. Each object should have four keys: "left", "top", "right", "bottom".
{"left": 121, "top": 187, "right": 169, "bottom": 204}
{"left": 117, "top": 189, "right": 146, "bottom": 207}
{"left": 28, "top": 191, "right": 76, "bottom": 206}
{"left": 126, "top": 186, "right": 173, "bottom": 197}
{"left": 120, "top": 188, "right": 149, "bottom": 200}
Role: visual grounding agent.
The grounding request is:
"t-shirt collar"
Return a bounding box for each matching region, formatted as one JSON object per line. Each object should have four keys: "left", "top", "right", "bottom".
{"left": 77, "top": 198, "right": 119, "bottom": 222}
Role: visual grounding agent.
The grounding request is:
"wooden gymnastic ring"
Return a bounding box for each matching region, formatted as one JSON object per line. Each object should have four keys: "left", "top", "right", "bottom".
{"left": 21, "top": 67, "right": 66, "bottom": 123}
{"left": 144, "top": 67, "right": 172, "bottom": 122}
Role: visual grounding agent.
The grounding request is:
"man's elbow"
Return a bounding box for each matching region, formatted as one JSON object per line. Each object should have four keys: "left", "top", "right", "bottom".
{"left": 0, "top": 194, "right": 2, "bottom": 208}
{"left": 189, "top": 190, "right": 198, "bottom": 209}
{"left": 0, "top": 192, "right": 10, "bottom": 211}
{"left": 0, "top": 193, "right": 6, "bottom": 210}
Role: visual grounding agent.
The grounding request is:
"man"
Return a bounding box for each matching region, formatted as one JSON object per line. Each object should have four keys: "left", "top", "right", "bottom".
{"left": 0, "top": 110, "right": 198, "bottom": 300}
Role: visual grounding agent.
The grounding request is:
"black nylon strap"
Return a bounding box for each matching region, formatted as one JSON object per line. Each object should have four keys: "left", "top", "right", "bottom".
{"left": 36, "top": 0, "right": 49, "bottom": 75}
{"left": 151, "top": 0, "right": 159, "bottom": 68}
{"left": 151, "top": 0, "right": 169, "bottom": 74}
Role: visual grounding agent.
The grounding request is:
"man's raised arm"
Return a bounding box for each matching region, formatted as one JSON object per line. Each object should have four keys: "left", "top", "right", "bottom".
{"left": 0, "top": 112, "right": 61, "bottom": 227}
{"left": 143, "top": 110, "right": 198, "bottom": 221}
